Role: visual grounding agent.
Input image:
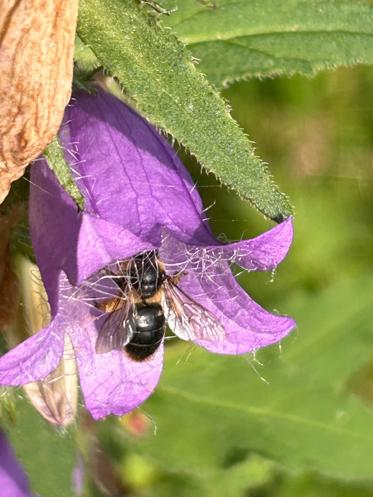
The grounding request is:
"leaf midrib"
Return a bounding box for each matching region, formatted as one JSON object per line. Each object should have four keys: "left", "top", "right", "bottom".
{"left": 158, "top": 384, "right": 373, "bottom": 442}
{"left": 180, "top": 29, "right": 373, "bottom": 46}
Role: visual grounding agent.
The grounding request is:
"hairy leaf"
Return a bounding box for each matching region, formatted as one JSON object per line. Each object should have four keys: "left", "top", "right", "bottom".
{"left": 44, "top": 138, "right": 84, "bottom": 210}
{"left": 77, "top": 0, "right": 292, "bottom": 221}
{"left": 159, "top": 0, "right": 373, "bottom": 87}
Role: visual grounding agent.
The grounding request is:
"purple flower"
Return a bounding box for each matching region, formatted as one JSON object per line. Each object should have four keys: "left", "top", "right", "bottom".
{"left": 0, "top": 89, "right": 295, "bottom": 419}
{"left": 0, "top": 431, "right": 36, "bottom": 497}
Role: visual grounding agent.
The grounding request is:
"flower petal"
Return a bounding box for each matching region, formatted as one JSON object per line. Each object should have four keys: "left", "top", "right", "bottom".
{"left": 0, "top": 431, "right": 36, "bottom": 497}
{"left": 0, "top": 319, "right": 64, "bottom": 385}
{"left": 182, "top": 267, "right": 295, "bottom": 354}
{"left": 29, "top": 159, "right": 81, "bottom": 311}
{"left": 161, "top": 236, "right": 295, "bottom": 354}
{"left": 215, "top": 216, "right": 294, "bottom": 271}
{"left": 161, "top": 218, "right": 293, "bottom": 274}
{"left": 61, "top": 89, "right": 213, "bottom": 245}
{"left": 66, "top": 309, "right": 164, "bottom": 420}
{"left": 30, "top": 160, "right": 156, "bottom": 290}
{"left": 74, "top": 214, "right": 157, "bottom": 285}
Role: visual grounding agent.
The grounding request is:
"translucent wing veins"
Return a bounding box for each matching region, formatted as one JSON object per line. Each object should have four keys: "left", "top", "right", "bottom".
{"left": 163, "top": 279, "right": 225, "bottom": 343}
{"left": 95, "top": 297, "right": 135, "bottom": 353}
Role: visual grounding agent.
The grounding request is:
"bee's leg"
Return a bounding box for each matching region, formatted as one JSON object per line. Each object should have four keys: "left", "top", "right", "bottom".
{"left": 168, "top": 271, "right": 188, "bottom": 285}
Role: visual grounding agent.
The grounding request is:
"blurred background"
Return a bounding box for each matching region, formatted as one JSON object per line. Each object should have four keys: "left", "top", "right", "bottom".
{"left": 3, "top": 66, "right": 373, "bottom": 497}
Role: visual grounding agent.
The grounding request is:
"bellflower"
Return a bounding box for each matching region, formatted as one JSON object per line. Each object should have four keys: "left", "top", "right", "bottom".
{"left": 0, "top": 89, "right": 295, "bottom": 419}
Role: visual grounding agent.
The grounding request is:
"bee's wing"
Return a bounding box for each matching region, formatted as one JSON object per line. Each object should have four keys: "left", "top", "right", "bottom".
{"left": 163, "top": 280, "right": 225, "bottom": 342}
{"left": 95, "top": 297, "right": 136, "bottom": 353}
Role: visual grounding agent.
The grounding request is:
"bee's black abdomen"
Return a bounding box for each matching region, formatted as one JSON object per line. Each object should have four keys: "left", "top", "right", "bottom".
{"left": 125, "top": 303, "right": 165, "bottom": 361}
{"left": 125, "top": 341, "right": 162, "bottom": 360}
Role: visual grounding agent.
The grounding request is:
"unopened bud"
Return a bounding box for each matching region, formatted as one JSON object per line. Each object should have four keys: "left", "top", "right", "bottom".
{"left": 119, "top": 410, "right": 152, "bottom": 437}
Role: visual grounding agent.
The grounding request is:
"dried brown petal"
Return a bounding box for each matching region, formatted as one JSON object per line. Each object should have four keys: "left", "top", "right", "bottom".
{"left": 23, "top": 334, "right": 77, "bottom": 427}
{"left": 0, "top": 0, "right": 78, "bottom": 203}
{"left": 5, "top": 256, "right": 78, "bottom": 426}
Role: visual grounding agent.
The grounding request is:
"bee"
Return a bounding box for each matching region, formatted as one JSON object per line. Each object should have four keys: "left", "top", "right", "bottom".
{"left": 95, "top": 250, "right": 225, "bottom": 361}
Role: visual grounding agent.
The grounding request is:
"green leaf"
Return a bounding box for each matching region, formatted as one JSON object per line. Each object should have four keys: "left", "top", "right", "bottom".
{"left": 44, "top": 138, "right": 85, "bottom": 210}
{"left": 158, "top": 0, "right": 373, "bottom": 88}
{"left": 2, "top": 395, "right": 76, "bottom": 497}
{"left": 148, "top": 454, "right": 272, "bottom": 497}
{"left": 200, "top": 455, "right": 273, "bottom": 497}
{"left": 74, "top": 35, "right": 100, "bottom": 74}
{"left": 73, "top": 36, "right": 102, "bottom": 91}
{"left": 134, "top": 276, "right": 373, "bottom": 480}
{"left": 77, "top": 0, "right": 292, "bottom": 221}
{"left": 273, "top": 473, "right": 373, "bottom": 497}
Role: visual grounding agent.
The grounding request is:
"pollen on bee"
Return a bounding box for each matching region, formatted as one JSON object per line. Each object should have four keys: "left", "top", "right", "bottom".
{"left": 97, "top": 298, "right": 126, "bottom": 313}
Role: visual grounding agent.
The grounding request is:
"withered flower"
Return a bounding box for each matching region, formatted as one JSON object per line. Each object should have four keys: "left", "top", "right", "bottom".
{"left": 4, "top": 256, "right": 78, "bottom": 426}
{"left": 0, "top": 0, "right": 78, "bottom": 203}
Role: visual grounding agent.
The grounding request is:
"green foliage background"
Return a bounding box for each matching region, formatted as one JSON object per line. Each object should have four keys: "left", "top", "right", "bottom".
{"left": 3, "top": 1, "right": 373, "bottom": 496}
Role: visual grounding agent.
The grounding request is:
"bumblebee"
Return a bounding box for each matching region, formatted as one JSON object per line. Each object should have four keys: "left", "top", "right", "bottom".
{"left": 95, "top": 250, "right": 224, "bottom": 361}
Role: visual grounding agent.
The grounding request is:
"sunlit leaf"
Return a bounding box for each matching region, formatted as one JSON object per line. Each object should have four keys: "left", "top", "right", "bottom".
{"left": 159, "top": 0, "right": 373, "bottom": 87}
{"left": 77, "top": 0, "right": 292, "bottom": 221}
